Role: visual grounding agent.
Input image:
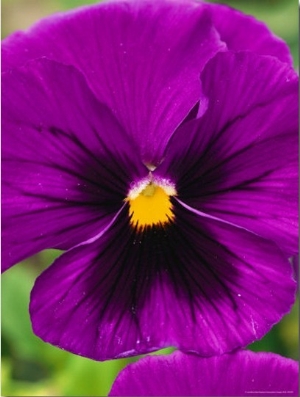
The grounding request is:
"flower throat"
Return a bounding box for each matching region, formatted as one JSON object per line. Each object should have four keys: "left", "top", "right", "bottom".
{"left": 127, "top": 178, "right": 176, "bottom": 230}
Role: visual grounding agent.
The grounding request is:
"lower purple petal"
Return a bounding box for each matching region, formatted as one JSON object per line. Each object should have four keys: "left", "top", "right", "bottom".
{"left": 30, "top": 199, "right": 295, "bottom": 360}
{"left": 109, "top": 350, "right": 299, "bottom": 396}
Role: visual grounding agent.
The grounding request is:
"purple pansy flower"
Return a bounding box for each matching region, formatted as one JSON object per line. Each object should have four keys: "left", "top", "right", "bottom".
{"left": 2, "top": 0, "right": 298, "bottom": 360}
{"left": 109, "top": 350, "right": 299, "bottom": 396}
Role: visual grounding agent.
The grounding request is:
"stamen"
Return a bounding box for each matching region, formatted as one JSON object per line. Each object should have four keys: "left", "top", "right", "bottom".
{"left": 127, "top": 177, "right": 176, "bottom": 229}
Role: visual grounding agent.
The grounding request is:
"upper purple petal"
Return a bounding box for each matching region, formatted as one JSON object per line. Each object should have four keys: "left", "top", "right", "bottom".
{"left": 156, "top": 51, "right": 298, "bottom": 255}
{"left": 29, "top": 199, "right": 296, "bottom": 360}
{"left": 2, "top": 58, "right": 148, "bottom": 270}
{"left": 207, "top": 2, "right": 293, "bottom": 64}
{"left": 109, "top": 350, "right": 299, "bottom": 396}
{"left": 1, "top": 0, "right": 225, "bottom": 165}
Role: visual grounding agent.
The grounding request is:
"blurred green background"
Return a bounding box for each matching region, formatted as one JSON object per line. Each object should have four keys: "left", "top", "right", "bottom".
{"left": 1, "top": 0, "right": 299, "bottom": 396}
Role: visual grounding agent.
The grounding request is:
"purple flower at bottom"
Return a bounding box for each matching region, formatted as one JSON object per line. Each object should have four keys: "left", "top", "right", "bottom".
{"left": 2, "top": 0, "right": 298, "bottom": 360}
{"left": 109, "top": 350, "right": 299, "bottom": 396}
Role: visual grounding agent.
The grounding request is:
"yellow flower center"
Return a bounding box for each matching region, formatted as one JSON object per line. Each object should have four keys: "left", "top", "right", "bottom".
{"left": 127, "top": 179, "right": 176, "bottom": 230}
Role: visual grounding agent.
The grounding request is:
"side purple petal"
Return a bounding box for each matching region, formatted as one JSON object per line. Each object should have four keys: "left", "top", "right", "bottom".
{"left": 156, "top": 51, "right": 298, "bottom": 255}
{"left": 1, "top": 0, "right": 225, "bottom": 165}
{"left": 30, "top": 199, "right": 295, "bottom": 360}
{"left": 207, "top": 2, "right": 293, "bottom": 64}
{"left": 109, "top": 350, "right": 299, "bottom": 396}
{"left": 2, "top": 58, "right": 148, "bottom": 270}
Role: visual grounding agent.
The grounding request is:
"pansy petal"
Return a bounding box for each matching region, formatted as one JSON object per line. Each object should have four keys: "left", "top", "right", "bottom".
{"left": 109, "top": 350, "right": 299, "bottom": 396}
{"left": 30, "top": 198, "right": 295, "bottom": 360}
{"left": 1, "top": 0, "right": 225, "bottom": 165}
{"left": 207, "top": 2, "right": 292, "bottom": 64}
{"left": 156, "top": 51, "right": 298, "bottom": 254}
{"left": 2, "top": 58, "right": 148, "bottom": 270}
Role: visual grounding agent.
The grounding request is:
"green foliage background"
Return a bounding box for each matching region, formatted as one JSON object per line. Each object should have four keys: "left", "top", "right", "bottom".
{"left": 1, "top": 0, "right": 298, "bottom": 395}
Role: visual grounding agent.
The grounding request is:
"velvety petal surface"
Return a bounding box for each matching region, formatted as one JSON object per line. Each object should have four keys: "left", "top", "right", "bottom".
{"left": 30, "top": 199, "right": 295, "bottom": 360}
{"left": 207, "top": 2, "right": 293, "bottom": 64}
{"left": 2, "top": 0, "right": 225, "bottom": 165}
{"left": 109, "top": 350, "right": 299, "bottom": 396}
{"left": 2, "top": 58, "right": 148, "bottom": 270}
{"left": 156, "top": 51, "right": 298, "bottom": 255}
